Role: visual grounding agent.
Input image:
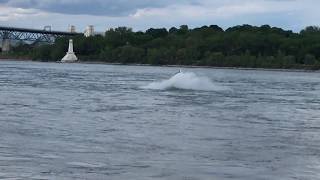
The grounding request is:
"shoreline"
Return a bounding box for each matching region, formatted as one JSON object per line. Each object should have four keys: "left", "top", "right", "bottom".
{"left": 0, "top": 57, "right": 319, "bottom": 73}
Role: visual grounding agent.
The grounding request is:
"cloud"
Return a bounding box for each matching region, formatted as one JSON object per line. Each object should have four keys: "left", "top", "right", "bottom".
{"left": 0, "top": 5, "right": 44, "bottom": 21}
{"left": 131, "top": 2, "right": 267, "bottom": 20}
{"left": 0, "top": 0, "right": 319, "bottom": 32}
{"left": 3, "top": 0, "right": 196, "bottom": 16}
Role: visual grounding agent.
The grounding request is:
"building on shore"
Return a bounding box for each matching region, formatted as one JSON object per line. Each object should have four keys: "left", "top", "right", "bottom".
{"left": 84, "top": 25, "right": 94, "bottom": 37}
{"left": 69, "top": 25, "right": 76, "bottom": 33}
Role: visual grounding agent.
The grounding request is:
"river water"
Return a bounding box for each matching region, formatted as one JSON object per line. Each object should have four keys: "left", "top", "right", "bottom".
{"left": 0, "top": 60, "right": 320, "bottom": 180}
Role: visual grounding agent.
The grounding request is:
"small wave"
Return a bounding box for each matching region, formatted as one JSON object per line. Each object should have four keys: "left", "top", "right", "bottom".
{"left": 142, "top": 72, "right": 222, "bottom": 91}
{"left": 67, "top": 162, "right": 106, "bottom": 168}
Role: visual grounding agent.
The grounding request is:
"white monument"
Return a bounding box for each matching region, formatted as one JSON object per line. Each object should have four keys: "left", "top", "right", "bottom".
{"left": 61, "top": 39, "right": 78, "bottom": 63}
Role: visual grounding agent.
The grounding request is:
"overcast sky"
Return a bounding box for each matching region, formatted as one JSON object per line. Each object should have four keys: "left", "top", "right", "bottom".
{"left": 0, "top": 0, "right": 318, "bottom": 32}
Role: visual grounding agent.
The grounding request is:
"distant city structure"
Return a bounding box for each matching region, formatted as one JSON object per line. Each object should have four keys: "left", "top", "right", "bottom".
{"left": 84, "top": 25, "right": 95, "bottom": 37}
{"left": 43, "top": 26, "right": 51, "bottom": 31}
{"left": 69, "top": 25, "right": 76, "bottom": 33}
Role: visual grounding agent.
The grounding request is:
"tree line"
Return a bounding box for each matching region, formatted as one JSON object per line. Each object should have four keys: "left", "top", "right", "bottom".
{"left": 8, "top": 24, "right": 320, "bottom": 69}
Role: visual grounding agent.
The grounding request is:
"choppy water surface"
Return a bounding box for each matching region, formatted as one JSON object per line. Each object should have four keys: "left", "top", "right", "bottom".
{"left": 0, "top": 60, "right": 320, "bottom": 180}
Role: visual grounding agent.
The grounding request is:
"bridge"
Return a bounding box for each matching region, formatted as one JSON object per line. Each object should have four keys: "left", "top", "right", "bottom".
{"left": 0, "top": 26, "right": 82, "bottom": 52}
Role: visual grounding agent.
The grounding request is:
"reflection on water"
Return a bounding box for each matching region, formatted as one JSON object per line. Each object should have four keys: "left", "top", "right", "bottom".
{"left": 0, "top": 60, "right": 320, "bottom": 180}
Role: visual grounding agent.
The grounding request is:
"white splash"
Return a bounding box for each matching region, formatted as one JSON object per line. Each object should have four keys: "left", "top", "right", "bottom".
{"left": 142, "top": 72, "right": 222, "bottom": 91}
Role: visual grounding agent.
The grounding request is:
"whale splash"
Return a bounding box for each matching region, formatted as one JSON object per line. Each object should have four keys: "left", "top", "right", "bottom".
{"left": 142, "top": 72, "right": 221, "bottom": 91}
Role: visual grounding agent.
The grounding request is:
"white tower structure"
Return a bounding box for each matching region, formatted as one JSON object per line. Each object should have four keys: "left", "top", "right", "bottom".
{"left": 84, "top": 25, "right": 94, "bottom": 37}
{"left": 69, "top": 25, "right": 76, "bottom": 33}
{"left": 61, "top": 39, "right": 78, "bottom": 63}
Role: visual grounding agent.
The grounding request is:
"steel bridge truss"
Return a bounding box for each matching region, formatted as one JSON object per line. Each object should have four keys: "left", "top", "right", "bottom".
{"left": 0, "top": 30, "right": 57, "bottom": 43}
{"left": 0, "top": 26, "right": 81, "bottom": 43}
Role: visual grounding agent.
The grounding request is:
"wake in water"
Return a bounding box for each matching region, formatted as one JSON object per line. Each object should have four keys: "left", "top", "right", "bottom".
{"left": 142, "top": 71, "right": 222, "bottom": 91}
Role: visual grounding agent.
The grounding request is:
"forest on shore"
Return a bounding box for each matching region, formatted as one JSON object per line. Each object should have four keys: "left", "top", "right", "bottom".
{"left": 6, "top": 24, "right": 320, "bottom": 69}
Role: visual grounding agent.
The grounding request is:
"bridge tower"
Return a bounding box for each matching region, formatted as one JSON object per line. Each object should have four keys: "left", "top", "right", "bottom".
{"left": 1, "top": 32, "right": 10, "bottom": 53}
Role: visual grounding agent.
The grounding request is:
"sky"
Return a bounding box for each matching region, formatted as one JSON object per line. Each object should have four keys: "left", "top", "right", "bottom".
{"left": 0, "top": 0, "right": 319, "bottom": 33}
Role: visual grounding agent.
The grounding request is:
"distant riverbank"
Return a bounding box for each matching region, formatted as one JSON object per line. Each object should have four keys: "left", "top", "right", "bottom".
{"left": 5, "top": 25, "right": 320, "bottom": 70}
{"left": 1, "top": 57, "right": 319, "bottom": 72}
{"left": 0, "top": 55, "right": 31, "bottom": 61}
{"left": 5, "top": 24, "right": 320, "bottom": 71}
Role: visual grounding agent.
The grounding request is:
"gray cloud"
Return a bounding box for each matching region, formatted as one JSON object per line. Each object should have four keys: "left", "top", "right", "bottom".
{"left": 0, "top": 0, "right": 317, "bottom": 33}
{"left": 0, "top": 0, "right": 301, "bottom": 17}
{"left": 2, "top": 0, "right": 197, "bottom": 16}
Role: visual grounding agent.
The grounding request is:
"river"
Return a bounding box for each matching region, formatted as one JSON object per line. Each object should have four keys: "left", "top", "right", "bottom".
{"left": 0, "top": 60, "right": 320, "bottom": 179}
